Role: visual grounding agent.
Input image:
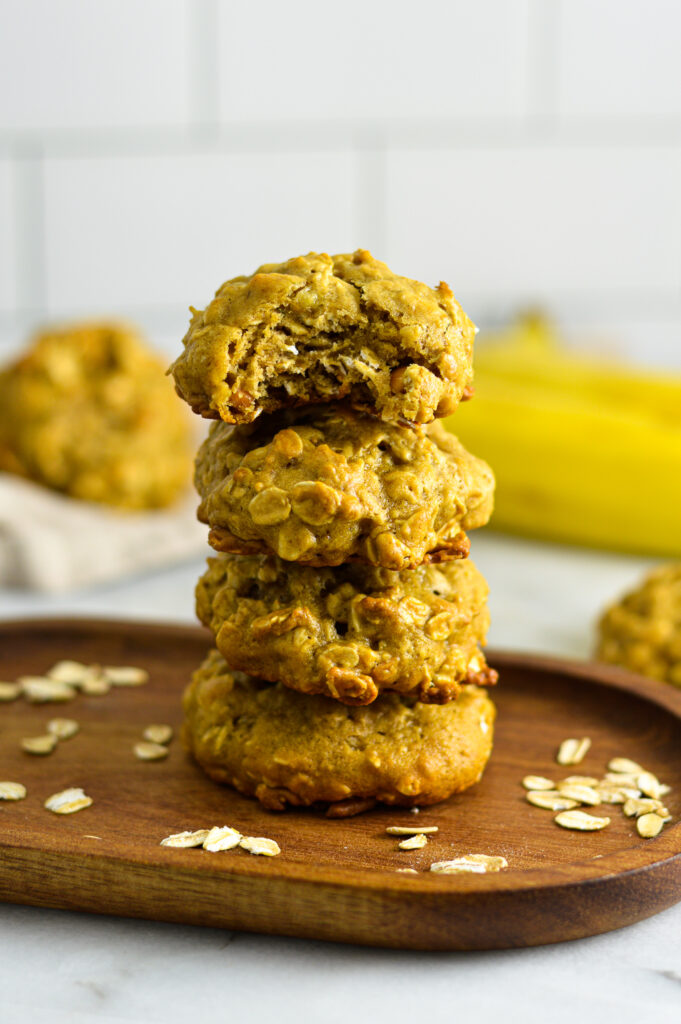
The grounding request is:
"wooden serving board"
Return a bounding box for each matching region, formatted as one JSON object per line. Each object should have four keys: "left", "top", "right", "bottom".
{"left": 1, "top": 618, "right": 681, "bottom": 951}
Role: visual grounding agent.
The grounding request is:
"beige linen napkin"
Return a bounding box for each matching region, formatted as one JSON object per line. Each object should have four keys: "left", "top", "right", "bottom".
{"left": 0, "top": 474, "right": 206, "bottom": 592}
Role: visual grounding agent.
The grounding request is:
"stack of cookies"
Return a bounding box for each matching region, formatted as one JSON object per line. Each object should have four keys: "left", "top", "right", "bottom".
{"left": 172, "top": 250, "right": 497, "bottom": 815}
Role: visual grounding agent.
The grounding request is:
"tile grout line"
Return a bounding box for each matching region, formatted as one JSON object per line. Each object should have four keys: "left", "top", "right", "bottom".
{"left": 3, "top": 120, "right": 681, "bottom": 162}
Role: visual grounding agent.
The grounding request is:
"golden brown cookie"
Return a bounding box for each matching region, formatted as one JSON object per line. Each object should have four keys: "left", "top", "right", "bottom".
{"left": 597, "top": 564, "right": 681, "bottom": 686}
{"left": 196, "top": 553, "right": 495, "bottom": 706}
{"left": 195, "top": 405, "right": 494, "bottom": 568}
{"left": 0, "top": 321, "right": 193, "bottom": 509}
{"left": 183, "top": 649, "right": 496, "bottom": 811}
{"left": 170, "top": 249, "right": 475, "bottom": 425}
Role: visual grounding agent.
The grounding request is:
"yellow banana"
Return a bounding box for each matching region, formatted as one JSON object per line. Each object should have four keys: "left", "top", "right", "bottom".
{"left": 447, "top": 314, "right": 681, "bottom": 556}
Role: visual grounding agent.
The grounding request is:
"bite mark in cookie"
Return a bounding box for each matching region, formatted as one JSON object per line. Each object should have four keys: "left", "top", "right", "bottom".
{"left": 170, "top": 250, "right": 476, "bottom": 425}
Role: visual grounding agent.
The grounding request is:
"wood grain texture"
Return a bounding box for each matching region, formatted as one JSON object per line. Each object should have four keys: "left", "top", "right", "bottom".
{"left": 1, "top": 618, "right": 681, "bottom": 950}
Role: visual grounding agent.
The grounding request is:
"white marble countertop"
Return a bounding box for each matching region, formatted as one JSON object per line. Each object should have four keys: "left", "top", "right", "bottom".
{"left": 1, "top": 532, "right": 680, "bottom": 1024}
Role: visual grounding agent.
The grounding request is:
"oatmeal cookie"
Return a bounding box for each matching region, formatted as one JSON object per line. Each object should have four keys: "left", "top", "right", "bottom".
{"left": 183, "top": 649, "right": 495, "bottom": 811}
{"left": 597, "top": 564, "right": 681, "bottom": 686}
{"left": 170, "top": 249, "right": 475, "bottom": 425}
{"left": 195, "top": 405, "right": 494, "bottom": 568}
{"left": 196, "top": 553, "right": 495, "bottom": 705}
{"left": 0, "top": 321, "right": 193, "bottom": 509}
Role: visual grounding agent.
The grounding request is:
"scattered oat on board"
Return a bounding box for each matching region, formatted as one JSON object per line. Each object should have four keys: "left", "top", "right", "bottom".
{"left": 0, "top": 781, "right": 26, "bottom": 801}
{"left": 637, "top": 771, "right": 664, "bottom": 800}
{"left": 623, "top": 797, "right": 667, "bottom": 818}
{"left": 47, "top": 718, "right": 79, "bottom": 740}
{"left": 555, "top": 783, "right": 601, "bottom": 806}
{"left": 399, "top": 833, "right": 428, "bottom": 851}
{"left": 522, "top": 775, "right": 555, "bottom": 791}
{"left": 525, "top": 745, "right": 673, "bottom": 838}
{"left": 20, "top": 677, "right": 76, "bottom": 703}
{"left": 526, "top": 791, "right": 578, "bottom": 812}
{"left": 44, "top": 787, "right": 92, "bottom": 814}
{"left": 430, "top": 854, "right": 508, "bottom": 874}
{"left": 0, "top": 682, "right": 21, "bottom": 701}
{"left": 596, "top": 789, "right": 625, "bottom": 805}
{"left": 203, "top": 826, "right": 242, "bottom": 852}
{"left": 134, "top": 741, "right": 168, "bottom": 761}
{"left": 143, "top": 724, "right": 173, "bottom": 745}
{"left": 608, "top": 757, "right": 644, "bottom": 775}
{"left": 637, "top": 813, "right": 665, "bottom": 839}
{"left": 47, "top": 661, "right": 93, "bottom": 685}
{"left": 396, "top": 868, "right": 418, "bottom": 873}
{"left": 80, "top": 674, "right": 111, "bottom": 696}
{"left": 386, "top": 825, "right": 438, "bottom": 836}
{"left": 104, "top": 666, "right": 148, "bottom": 686}
{"left": 554, "top": 810, "right": 610, "bottom": 831}
{"left": 604, "top": 772, "right": 640, "bottom": 786}
{"left": 21, "top": 734, "right": 57, "bottom": 756}
{"left": 556, "top": 737, "right": 591, "bottom": 766}
{"left": 160, "top": 829, "right": 211, "bottom": 848}
{"left": 240, "top": 836, "right": 281, "bottom": 857}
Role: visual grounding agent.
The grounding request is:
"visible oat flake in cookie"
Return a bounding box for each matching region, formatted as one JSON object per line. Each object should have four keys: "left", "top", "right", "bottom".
{"left": 195, "top": 405, "right": 493, "bottom": 570}
{"left": 170, "top": 249, "right": 476, "bottom": 426}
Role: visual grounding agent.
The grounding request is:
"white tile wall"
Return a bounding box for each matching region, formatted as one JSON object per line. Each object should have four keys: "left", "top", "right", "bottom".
{"left": 0, "top": 160, "right": 16, "bottom": 311}
{"left": 384, "top": 146, "right": 681, "bottom": 300}
{"left": 558, "top": 0, "right": 681, "bottom": 118}
{"left": 217, "top": 0, "right": 531, "bottom": 122}
{"left": 0, "top": 0, "right": 190, "bottom": 131}
{"left": 1, "top": 0, "right": 681, "bottom": 366}
{"left": 43, "top": 152, "right": 359, "bottom": 312}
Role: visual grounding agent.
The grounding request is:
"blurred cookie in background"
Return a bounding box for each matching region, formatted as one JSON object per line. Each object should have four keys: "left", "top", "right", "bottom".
{"left": 0, "top": 321, "right": 193, "bottom": 510}
{"left": 597, "top": 564, "right": 681, "bottom": 687}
